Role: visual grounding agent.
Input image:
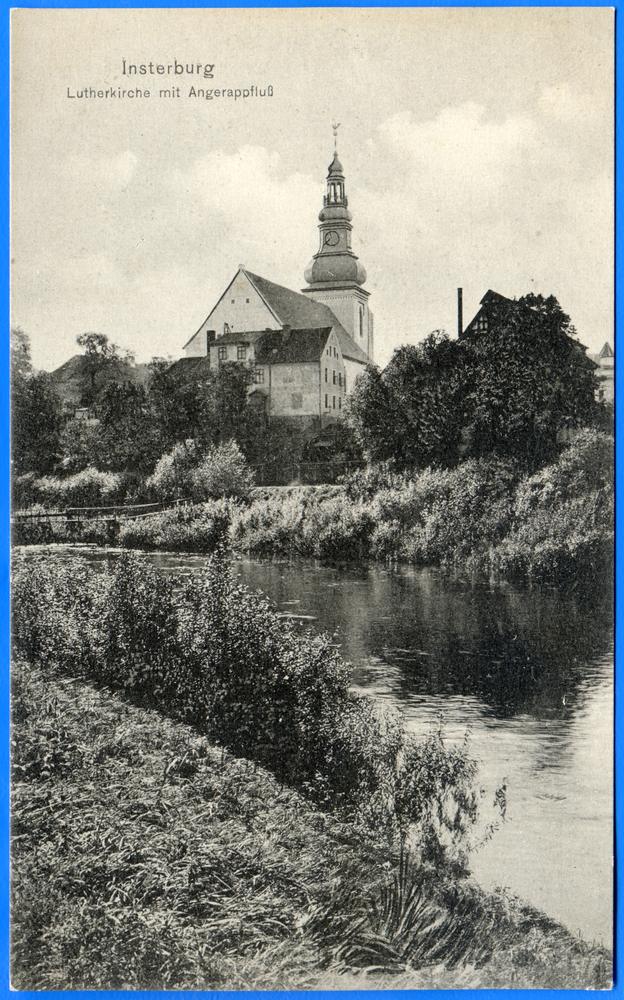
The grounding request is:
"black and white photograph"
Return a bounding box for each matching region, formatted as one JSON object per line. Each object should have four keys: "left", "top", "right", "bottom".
{"left": 10, "top": 7, "right": 614, "bottom": 990}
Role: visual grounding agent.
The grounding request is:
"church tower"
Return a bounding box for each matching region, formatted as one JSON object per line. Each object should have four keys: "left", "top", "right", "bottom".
{"left": 302, "top": 134, "right": 374, "bottom": 361}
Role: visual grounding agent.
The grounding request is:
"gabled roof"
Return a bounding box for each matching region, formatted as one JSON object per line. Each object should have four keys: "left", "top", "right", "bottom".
{"left": 184, "top": 267, "right": 369, "bottom": 365}
{"left": 247, "top": 271, "right": 369, "bottom": 363}
{"left": 255, "top": 328, "right": 332, "bottom": 365}
{"left": 599, "top": 342, "right": 614, "bottom": 359}
{"left": 166, "top": 357, "right": 213, "bottom": 382}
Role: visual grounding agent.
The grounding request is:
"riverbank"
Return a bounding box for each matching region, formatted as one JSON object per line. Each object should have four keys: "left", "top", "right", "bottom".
{"left": 14, "top": 430, "right": 613, "bottom": 589}
{"left": 12, "top": 660, "right": 612, "bottom": 990}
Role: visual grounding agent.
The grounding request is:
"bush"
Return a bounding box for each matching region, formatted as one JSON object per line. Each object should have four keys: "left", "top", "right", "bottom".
{"left": 12, "top": 549, "right": 481, "bottom": 859}
{"left": 147, "top": 440, "right": 255, "bottom": 502}
{"left": 191, "top": 441, "right": 255, "bottom": 501}
{"left": 32, "top": 467, "right": 123, "bottom": 509}
{"left": 145, "top": 442, "right": 198, "bottom": 501}
{"left": 119, "top": 503, "right": 229, "bottom": 553}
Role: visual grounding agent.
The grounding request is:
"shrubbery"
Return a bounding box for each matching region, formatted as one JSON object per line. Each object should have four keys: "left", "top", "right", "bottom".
{"left": 119, "top": 503, "right": 229, "bottom": 553}
{"left": 232, "top": 431, "right": 613, "bottom": 586}
{"left": 28, "top": 467, "right": 124, "bottom": 509}
{"left": 146, "top": 440, "right": 254, "bottom": 502}
{"left": 12, "top": 548, "right": 481, "bottom": 856}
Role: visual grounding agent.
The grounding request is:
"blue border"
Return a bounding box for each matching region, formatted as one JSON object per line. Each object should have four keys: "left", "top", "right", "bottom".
{"left": 3, "top": 2, "right": 620, "bottom": 1000}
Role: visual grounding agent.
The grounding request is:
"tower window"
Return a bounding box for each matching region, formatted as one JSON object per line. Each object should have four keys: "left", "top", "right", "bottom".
{"left": 246, "top": 298, "right": 250, "bottom": 303}
{"left": 359, "top": 306, "right": 364, "bottom": 338}
{"left": 231, "top": 299, "right": 235, "bottom": 304}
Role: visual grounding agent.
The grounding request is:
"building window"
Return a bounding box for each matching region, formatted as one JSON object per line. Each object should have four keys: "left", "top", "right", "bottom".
{"left": 333, "top": 370, "right": 336, "bottom": 384}
{"left": 246, "top": 298, "right": 250, "bottom": 303}
{"left": 237, "top": 346, "right": 246, "bottom": 360}
{"left": 325, "top": 367, "right": 328, "bottom": 382}
{"left": 231, "top": 299, "right": 235, "bottom": 304}
{"left": 254, "top": 368, "right": 264, "bottom": 384}
{"left": 338, "top": 372, "right": 342, "bottom": 387}
{"left": 325, "top": 393, "right": 328, "bottom": 408}
{"left": 333, "top": 396, "right": 336, "bottom": 409}
{"left": 344, "top": 373, "right": 347, "bottom": 392}
{"left": 218, "top": 346, "right": 227, "bottom": 361}
{"left": 338, "top": 397, "right": 341, "bottom": 409}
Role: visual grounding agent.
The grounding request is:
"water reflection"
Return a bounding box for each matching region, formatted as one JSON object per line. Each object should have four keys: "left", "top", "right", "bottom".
{"left": 235, "top": 559, "right": 613, "bottom": 723}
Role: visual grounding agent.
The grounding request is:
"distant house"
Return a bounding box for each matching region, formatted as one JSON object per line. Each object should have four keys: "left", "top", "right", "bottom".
{"left": 461, "top": 288, "right": 596, "bottom": 369}
{"left": 180, "top": 147, "right": 372, "bottom": 428}
{"left": 589, "top": 343, "right": 614, "bottom": 403}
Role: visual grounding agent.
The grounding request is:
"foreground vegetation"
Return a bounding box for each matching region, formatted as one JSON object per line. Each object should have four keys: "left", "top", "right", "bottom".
{"left": 12, "top": 610, "right": 612, "bottom": 988}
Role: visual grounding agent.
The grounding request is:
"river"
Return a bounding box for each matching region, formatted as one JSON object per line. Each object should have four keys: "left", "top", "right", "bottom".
{"left": 30, "top": 546, "right": 614, "bottom": 945}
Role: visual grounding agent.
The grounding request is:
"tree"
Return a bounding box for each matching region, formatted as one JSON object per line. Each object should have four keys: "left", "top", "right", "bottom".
{"left": 96, "top": 381, "right": 161, "bottom": 474}
{"left": 346, "top": 335, "right": 466, "bottom": 469}
{"left": 347, "top": 296, "right": 600, "bottom": 472}
{"left": 148, "top": 359, "right": 254, "bottom": 456}
{"left": 75, "top": 332, "right": 129, "bottom": 406}
{"left": 11, "top": 327, "right": 62, "bottom": 476}
{"left": 461, "top": 294, "right": 599, "bottom": 466}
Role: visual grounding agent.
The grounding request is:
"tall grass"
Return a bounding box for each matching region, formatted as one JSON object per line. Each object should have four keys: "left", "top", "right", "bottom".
{"left": 11, "top": 663, "right": 612, "bottom": 990}
{"left": 12, "top": 547, "right": 481, "bottom": 856}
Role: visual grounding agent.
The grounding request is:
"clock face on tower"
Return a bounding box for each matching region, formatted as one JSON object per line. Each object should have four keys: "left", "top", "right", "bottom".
{"left": 324, "top": 230, "right": 340, "bottom": 247}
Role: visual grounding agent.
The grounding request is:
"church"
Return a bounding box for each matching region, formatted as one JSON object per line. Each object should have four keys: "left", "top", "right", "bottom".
{"left": 177, "top": 145, "right": 373, "bottom": 426}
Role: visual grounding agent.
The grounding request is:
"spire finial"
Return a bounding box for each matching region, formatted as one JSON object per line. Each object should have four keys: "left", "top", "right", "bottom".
{"left": 332, "top": 122, "right": 340, "bottom": 151}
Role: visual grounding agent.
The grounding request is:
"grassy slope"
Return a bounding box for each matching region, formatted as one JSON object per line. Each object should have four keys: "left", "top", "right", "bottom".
{"left": 12, "top": 663, "right": 612, "bottom": 991}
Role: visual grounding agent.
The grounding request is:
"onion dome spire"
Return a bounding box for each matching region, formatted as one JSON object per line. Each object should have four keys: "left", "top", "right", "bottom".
{"left": 304, "top": 130, "right": 367, "bottom": 288}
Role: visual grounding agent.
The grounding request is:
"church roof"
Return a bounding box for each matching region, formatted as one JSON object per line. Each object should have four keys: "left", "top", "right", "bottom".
{"left": 244, "top": 271, "right": 369, "bottom": 364}
{"left": 598, "top": 342, "right": 614, "bottom": 358}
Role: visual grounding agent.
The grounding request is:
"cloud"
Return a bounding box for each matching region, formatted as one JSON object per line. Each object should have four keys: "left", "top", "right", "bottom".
{"left": 61, "top": 150, "right": 138, "bottom": 188}
{"left": 380, "top": 104, "right": 537, "bottom": 195}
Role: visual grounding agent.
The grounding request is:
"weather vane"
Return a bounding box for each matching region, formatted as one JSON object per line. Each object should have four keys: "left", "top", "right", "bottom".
{"left": 332, "top": 122, "right": 340, "bottom": 150}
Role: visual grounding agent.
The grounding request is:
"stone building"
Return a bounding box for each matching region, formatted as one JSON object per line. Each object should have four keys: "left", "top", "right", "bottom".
{"left": 178, "top": 148, "right": 372, "bottom": 427}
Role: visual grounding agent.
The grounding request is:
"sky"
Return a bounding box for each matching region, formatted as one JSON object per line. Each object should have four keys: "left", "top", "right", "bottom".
{"left": 11, "top": 7, "right": 614, "bottom": 373}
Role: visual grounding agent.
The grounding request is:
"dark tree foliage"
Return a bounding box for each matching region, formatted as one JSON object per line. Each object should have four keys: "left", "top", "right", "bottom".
{"left": 96, "top": 381, "right": 161, "bottom": 474}
{"left": 346, "top": 334, "right": 466, "bottom": 469}
{"left": 348, "top": 296, "right": 600, "bottom": 471}
{"left": 11, "top": 328, "right": 62, "bottom": 476}
{"left": 148, "top": 360, "right": 254, "bottom": 455}
{"left": 462, "top": 294, "right": 599, "bottom": 466}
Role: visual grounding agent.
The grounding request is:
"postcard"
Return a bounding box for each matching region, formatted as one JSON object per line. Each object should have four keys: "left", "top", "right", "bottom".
{"left": 10, "top": 8, "right": 614, "bottom": 990}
